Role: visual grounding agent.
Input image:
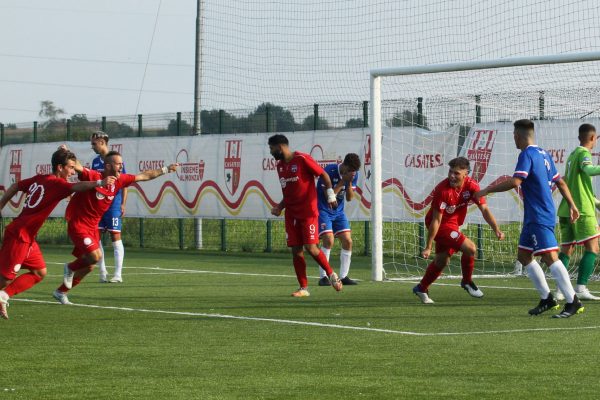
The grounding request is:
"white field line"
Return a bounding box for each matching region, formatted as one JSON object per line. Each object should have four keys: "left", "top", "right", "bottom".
{"left": 45, "top": 262, "right": 600, "bottom": 293}
{"left": 12, "top": 298, "right": 600, "bottom": 337}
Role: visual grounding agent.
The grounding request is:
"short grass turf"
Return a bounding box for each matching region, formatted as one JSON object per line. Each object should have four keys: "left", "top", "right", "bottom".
{"left": 2, "top": 245, "right": 600, "bottom": 399}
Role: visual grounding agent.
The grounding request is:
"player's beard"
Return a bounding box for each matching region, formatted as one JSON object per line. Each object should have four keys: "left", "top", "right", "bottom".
{"left": 271, "top": 150, "right": 284, "bottom": 160}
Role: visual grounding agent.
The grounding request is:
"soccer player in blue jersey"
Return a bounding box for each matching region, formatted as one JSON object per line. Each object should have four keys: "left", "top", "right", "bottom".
{"left": 475, "top": 119, "right": 583, "bottom": 318}
{"left": 90, "top": 131, "right": 127, "bottom": 283}
{"left": 316, "top": 153, "right": 361, "bottom": 286}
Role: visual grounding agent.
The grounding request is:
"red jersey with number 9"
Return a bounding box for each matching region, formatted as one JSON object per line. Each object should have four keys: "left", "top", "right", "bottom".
{"left": 275, "top": 151, "right": 324, "bottom": 219}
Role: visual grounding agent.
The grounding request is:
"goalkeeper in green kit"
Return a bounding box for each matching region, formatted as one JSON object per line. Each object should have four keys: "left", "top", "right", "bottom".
{"left": 556, "top": 123, "right": 600, "bottom": 301}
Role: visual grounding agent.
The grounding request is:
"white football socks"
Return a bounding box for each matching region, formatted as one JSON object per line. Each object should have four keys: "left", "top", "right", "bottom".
{"left": 340, "top": 249, "right": 352, "bottom": 279}
{"left": 526, "top": 260, "right": 551, "bottom": 299}
{"left": 320, "top": 247, "right": 331, "bottom": 278}
{"left": 113, "top": 240, "right": 125, "bottom": 279}
{"left": 549, "top": 260, "right": 576, "bottom": 303}
{"left": 98, "top": 241, "right": 107, "bottom": 278}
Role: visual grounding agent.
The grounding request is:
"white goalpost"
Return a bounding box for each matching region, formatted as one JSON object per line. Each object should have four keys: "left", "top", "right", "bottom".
{"left": 370, "top": 51, "right": 600, "bottom": 282}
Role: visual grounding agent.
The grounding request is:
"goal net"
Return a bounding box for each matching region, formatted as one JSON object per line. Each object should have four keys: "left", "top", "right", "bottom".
{"left": 370, "top": 53, "right": 600, "bottom": 281}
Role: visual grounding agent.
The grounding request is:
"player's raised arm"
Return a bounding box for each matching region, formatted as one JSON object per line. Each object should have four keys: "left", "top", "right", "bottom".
{"left": 0, "top": 183, "right": 19, "bottom": 212}
{"left": 474, "top": 176, "right": 522, "bottom": 201}
{"left": 71, "top": 176, "right": 116, "bottom": 192}
{"left": 135, "top": 163, "right": 180, "bottom": 182}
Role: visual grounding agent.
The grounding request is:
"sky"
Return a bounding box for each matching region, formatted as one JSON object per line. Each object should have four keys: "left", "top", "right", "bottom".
{"left": 3, "top": 0, "right": 600, "bottom": 126}
{"left": 0, "top": 0, "right": 196, "bottom": 123}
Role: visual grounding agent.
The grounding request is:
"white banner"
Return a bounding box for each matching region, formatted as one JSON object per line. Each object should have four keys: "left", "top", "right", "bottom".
{"left": 2, "top": 121, "right": 596, "bottom": 222}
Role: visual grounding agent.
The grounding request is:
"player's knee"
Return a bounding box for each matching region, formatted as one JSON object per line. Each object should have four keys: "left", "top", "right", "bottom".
{"left": 342, "top": 236, "right": 353, "bottom": 250}
{"left": 33, "top": 269, "right": 47, "bottom": 279}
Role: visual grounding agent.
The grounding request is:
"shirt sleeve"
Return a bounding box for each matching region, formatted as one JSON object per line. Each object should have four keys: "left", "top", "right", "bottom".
{"left": 303, "top": 155, "right": 325, "bottom": 177}
{"left": 79, "top": 168, "right": 95, "bottom": 182}
{"left": 513, "top": 151, "right": 530, "bottom": 180}
{"left": 118, "top": 173, "right": 137, "bottom": 188}
{"left": 16, "top": 176, "right": 36, "bottom": 192}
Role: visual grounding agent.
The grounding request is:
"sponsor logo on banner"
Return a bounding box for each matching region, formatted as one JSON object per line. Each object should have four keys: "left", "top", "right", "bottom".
{"left": 224, "top": 140, "right": 242, "bottom": 195}
{"left": 466, "top": 129, "right": 496, "bottom": 182}
{"left": 363, "top": 135, "right": 372, "bottom": 193}
{"left": 310, "top": 144, "right": 341, "bottom": 168}
{"left": 110, "top": 143, "right": 123, "bottom": 153}
{"left": 35, "top": 163, "right": 52, "bottom": 175}
{"left": 9, "top": 149, "right": 22, "bottom": 183}
{"left": 175, "top": 149, "right": 205, "bottom": 181}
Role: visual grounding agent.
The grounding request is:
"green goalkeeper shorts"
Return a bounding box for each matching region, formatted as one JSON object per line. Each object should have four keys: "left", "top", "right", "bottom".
{"left": 559, "top": 216, "right": 600, "bottom": 245}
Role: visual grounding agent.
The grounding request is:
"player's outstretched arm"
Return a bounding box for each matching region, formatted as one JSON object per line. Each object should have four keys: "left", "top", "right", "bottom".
{"left": 71, "top": 176, "right": 117, "bottom": 192}
{"left": 556, "top": 178, "right": 580, "bottom": 223}
{"left": 422, "top": 209, "right": 442, "bottom": 259}
{"left": 474, "top": 177, "right": 521, "bottom": 201}
{"left": 0, "top": 183, "right": 19, "bottom": 211}
{"left": 135, "top": 163, "right": 180, "bottom": 182}
{"left": 478, "top": 203, "right": 505, "bottom": 240}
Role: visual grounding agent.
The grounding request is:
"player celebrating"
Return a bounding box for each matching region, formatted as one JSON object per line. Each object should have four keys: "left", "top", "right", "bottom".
{"left": 0, "top": 149, "right": 115, "bottom": 319}
{"left": 556, "top": 123, "right": 600, "bottom": 301}
{"left": 413, "top": 157, "right": 504, "bottom": 304}
{"left": 268, "top": 134, "right": 343, "bottom": 297}
{"left": 475, "top": 119, "right": 583, "bottom": 318}
{"left": 53, "top": 151, "right": 179, "bottom": 305}
{"left": 316, "top": 153, "right": 361, "bottom": 286}
{"left": 90, "top": 131, "right": 128, "bottom": 283}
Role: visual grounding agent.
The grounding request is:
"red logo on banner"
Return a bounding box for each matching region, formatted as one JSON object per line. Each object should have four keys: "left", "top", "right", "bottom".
{"left": 310, "top": 144, "right": 341, "bottom": 168}
{"left": 224, "top": 140, "right": 242, "bottom": 195}
{"left": 110, "top": 143, "right": 123, "bottom": 153}
{"left": 9, "top": 149, "right": 22, "bottom": 183}
{"left": 363, "top": 135, "right": 372, "bottom": 193}
{"left": 175, "top": 149, "right": 204, "bottom": 181}
{"left": 466, "top": 129, "right": 496, "bottom": 182}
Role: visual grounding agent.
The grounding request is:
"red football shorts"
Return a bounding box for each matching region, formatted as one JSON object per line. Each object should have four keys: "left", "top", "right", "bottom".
{"left": 434, "top": 225, "right": 466, "bottom": 256}
{"left": 68, "top": 223, "right": 101, "bottom": 258}
{"left": 0, "top": 232, "right": 45, "bottom": 280}
{"left": 285, "top": 214, "right": 319, "bottom": 247}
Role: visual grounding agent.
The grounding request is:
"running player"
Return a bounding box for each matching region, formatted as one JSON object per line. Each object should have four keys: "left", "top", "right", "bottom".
{"left": 316, "top": 153, "right": 361, "bottom": 286}
{"left": 268, "top": 134, "right": 343, "bottom": 297}
{"left": 413, "top": 156, "right": 504, "bottom": 304}
{"left": 53, "top": 151, "right": 178, "bottom": 305}
{"left": 0, "top": 149, "right": 115, "bottom": 319}
{"left": 475, "top": 119, "right": 583, "bottom": 318}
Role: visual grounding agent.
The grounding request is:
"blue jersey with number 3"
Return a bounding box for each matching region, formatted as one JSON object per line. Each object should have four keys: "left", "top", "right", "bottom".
{"left": 513, "top": 145, "right": 560, "bottom": 226}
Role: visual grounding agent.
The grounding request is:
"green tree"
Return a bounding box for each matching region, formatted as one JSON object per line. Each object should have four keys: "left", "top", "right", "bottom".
{"left": 248, "top": 103, "right": 296, "bottom": 133}
{"left": 345, "top": 118, "right": 365, "bottom": 128}
{"left": 39, "top": 100, "right": 65, "bottom": 121}
{"left": 300, "top": 114, "right": 330, "bottom": 130}
{"left": 167, "top": 118, "right": 193, "bottom": 135}
{"left": 386, "top": 110, "right": 428, "bottom": 129}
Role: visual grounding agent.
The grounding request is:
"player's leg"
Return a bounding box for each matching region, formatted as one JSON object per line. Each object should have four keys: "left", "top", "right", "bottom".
{"left": 286, "top": 215, "right": 310, "bottom": 297}
{"left": 458, "top": 237, "right": 483, "bottom": 298}
{"left": 540, "top": 250, "right": 584, "bottom": 318}
{"left": 555, "top": 216, "right": 576, "bottom": 300}
{"left": 97, "top": 214, "right": 109, "bottom": 282}
{"left": 413, "top": 249, "right": 450, "bottom": 304}
{"left": 302, "top": 216, "right": 342, "bottom": 291}
{"left": 317, "top": 213, "right": 334, "bottom": 285}
{"left": 333, "top": 214, "right": 355, "bottom": 284}
{"left": 573, "top": 217, "right": 600, "bottom": 300}
{"left": 3, "top": 241, "right": 46, "bottom": 298}
{"left": 55, "top": 249, "right": 102, "bottom": 305}
{"left": 108, "top": 213, "right": 124, "bottom": 283}
{"left": 0, "top": 236, "right": 36, "bottom": 319}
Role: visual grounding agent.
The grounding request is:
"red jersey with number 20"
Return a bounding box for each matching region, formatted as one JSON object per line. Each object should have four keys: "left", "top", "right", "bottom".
{"left": 66, "top": 168, "right": 136, "bottom": 229}
{"left": 425, "top": 176, "right": 485, "bottom": 229}
{"left": 276, "top": 151, "right": 324, "bottom": 219}
{"left": 5, "top": 174, "right": 74, "bottom": 242}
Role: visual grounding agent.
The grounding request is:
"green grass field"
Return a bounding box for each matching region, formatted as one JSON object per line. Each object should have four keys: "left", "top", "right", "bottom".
{"left": 3, "top": 245, "right": 600, "bottom": 399}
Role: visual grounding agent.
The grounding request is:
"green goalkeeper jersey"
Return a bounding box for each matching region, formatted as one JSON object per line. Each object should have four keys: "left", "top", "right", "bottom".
{"left": 558, "top": 146, "right": 597, "bottom": 217}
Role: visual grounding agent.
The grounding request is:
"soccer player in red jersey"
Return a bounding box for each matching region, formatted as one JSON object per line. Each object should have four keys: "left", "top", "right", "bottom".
{"left": 52, "top": 150, "right": 179, "bottom": 305}
{"left": 413, "top": 157, "right": 505, "bottom": 304}
{"left": 0, "top": 148, "right": 116, "bottom": 319}
{"left": 268, "top": 134, "right": 343, "bottom": 297}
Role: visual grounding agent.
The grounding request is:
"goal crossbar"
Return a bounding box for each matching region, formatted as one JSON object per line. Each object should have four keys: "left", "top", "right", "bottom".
{"left": 369, "top": 51, "right": 600, "bottom": 281}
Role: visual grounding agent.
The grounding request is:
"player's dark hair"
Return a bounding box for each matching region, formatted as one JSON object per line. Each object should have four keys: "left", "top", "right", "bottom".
{"left": 513, "top": 119, "right": 535, "bottom": 138}
{"left": 268, "top": 134, "right": 289, "bottom": 146}
{"left": 105, "top": 150, "right": 121, "bottom": 162}
{"left": 578, "top": 123, "right": 596, "bottom": 141}
{"left": 90, "top": 130, "right": 109, "bottom": 143}
{"left": 448, "top": 156, "right": 470, "bottom": 171}
{"left": 51, "top": 148, "right": 77, "bottom": 172}
{"left": 343, "top": 153, "right": 361, "bottom": 171}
